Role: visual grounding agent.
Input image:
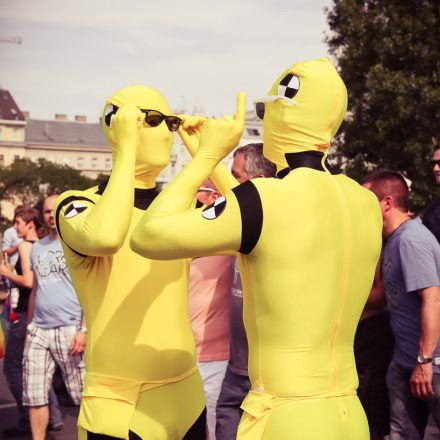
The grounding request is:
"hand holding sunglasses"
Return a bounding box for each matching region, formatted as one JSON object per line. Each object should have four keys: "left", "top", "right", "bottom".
{"left": 177, "top": 115, "right": 206, "bottom": 157}
{"left": 105, "top": 104, "right": 182, "bottom": 132}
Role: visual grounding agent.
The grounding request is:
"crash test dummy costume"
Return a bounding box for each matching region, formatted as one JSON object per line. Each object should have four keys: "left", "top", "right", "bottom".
{"left": 130, "top": 58, "right": 383, "bottom": 439}
{"left": 54, "top": 86, "right": 206, "bottom": 440}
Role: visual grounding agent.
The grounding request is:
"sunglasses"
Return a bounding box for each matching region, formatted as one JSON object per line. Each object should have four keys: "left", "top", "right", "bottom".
{"left": 105, "top": 104, "right": 182, "bottom": 131}
{"left": 197, "top": 187, "right": 215, "bottom": 193}
{"left": 253, "top": 95, "right": 297, "bottom": 120}
{"left": 140, "top": 109, "right": 182, "bottom": 132}
{"left": 431, "top": 160, "right": 440, "bottom": 168}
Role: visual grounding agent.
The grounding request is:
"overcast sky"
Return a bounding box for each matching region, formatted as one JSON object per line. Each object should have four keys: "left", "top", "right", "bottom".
{"left": 0, "top": 0, "right": 333, "bottom": 122}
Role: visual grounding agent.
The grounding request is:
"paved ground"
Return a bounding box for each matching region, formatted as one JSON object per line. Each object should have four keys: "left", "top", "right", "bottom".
{"left": 0, "top": 359, "right": 79, "bottom": 439}
{"left": 0, "top": 360, "right": 439, "bottom": 439}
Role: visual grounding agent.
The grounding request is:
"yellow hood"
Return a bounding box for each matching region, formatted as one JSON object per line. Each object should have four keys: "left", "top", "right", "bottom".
{"left": 262, "top": 58, "right": 347, "bottom": 173}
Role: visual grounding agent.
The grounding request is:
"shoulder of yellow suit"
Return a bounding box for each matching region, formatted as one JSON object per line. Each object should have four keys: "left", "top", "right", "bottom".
{"left": 54, "top": 186, "right": 101, "bottom": 213}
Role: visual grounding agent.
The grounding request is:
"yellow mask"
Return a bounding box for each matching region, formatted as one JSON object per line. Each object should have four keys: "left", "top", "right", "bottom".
{"left": 261, "top": 58, "right": 347, "bottom": 173}
{"left": 102, "top": 85, "right": 174, "bottom": 181}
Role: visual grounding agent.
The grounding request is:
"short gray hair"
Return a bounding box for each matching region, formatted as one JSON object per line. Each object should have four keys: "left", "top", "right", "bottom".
{"left": 233, "top": 143, "right": 276, "bottom": 178}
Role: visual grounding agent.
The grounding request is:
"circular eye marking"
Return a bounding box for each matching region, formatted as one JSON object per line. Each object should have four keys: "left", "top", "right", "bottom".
{"left": 64, "top": 202, "right": 88, "bottom": 219}
{"left": 104, "top": 104, "right": 118, "bottom": 127}
{"left": 202, "top": 196, "right": 226, "bottom": 220}
{"left": 278, "top": 74, "right": 300, "bottom": 99}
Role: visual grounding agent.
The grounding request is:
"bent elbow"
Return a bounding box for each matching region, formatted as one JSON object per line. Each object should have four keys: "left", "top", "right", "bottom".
{"left": 130, "top": 222, "right": 163, "bottom": 259}
{"left": 80, "top": 232, "right": 124, "bottom": 257}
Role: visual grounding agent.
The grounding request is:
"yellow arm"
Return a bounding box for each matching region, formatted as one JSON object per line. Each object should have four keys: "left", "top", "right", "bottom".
{"left": 54, "top": 105, "right": 142, "bottom": 257}
{"left": 178, "top": 114, "right": 240, "bottom": 194}
{"left": 131, "top": 93, "right": 246, "bottom": 259}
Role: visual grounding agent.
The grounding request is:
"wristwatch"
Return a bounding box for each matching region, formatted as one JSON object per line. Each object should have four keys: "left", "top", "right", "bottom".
{"left": 78, "top": 326, "right": 87, "bottom": 333}
{"left": 416, "top": 354, "right": 432, "bottom": 364}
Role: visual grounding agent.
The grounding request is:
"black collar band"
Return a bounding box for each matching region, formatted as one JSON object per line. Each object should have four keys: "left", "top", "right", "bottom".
{"left": 276, "top": 151, "right": 340, "bottom": 178}
{"left": 96, "top": 178, "right": 159, "bottom": 210}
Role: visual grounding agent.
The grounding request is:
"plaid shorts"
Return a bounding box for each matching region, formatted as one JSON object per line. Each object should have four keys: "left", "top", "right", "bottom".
{"left": 23, "top": 323, "right": 85, "bottom": 407}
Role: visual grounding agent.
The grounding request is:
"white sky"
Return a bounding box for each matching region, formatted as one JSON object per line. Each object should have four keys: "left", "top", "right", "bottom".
{"left": 0, "top": 0, "right": 333, "bottom": 122}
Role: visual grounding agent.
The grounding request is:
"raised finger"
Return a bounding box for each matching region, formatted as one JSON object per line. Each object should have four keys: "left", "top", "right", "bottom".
{"left": 234, "top": 91, "right": 246, "bottom": 125}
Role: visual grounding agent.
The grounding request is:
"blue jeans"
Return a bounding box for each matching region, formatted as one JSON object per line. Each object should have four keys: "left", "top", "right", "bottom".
{"left": 3, "top": 312, "right": 62, "bottom": 431}
{"left": 215, "top": 366, "right": 251, "bottom": 440}
{"left": 386, "top": 360, "right": 440, "bottom": 440}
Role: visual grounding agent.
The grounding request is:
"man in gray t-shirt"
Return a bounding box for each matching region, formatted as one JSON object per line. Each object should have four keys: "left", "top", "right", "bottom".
{"left": 22, "top": 195, "right": 86, "bottom": 440}
{"left": 364, "top": 170, "right": 440, "bottom": 440}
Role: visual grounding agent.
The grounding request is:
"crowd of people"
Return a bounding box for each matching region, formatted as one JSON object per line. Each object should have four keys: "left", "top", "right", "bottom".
{"left": 1, "top": 197, "right": 85, "bottom": 439}
{"left": 1, "top": 143, "right": 438, "bottom": 440}
{"left": 0, "top": 58, "right": 438, "bottom": 440}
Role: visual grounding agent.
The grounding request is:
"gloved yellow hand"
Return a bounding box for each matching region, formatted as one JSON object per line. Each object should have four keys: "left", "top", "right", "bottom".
{"left": 178, "top": 115, "right": 206, "bottom": 157}
{"left": 178, "top": 113, "right": 239, "bottom": 193}
{"left": 111, "top": 104, "right": 144, "bottom": 154}
{"left": 195, "top": 92, "right": 246, "bottom": 162}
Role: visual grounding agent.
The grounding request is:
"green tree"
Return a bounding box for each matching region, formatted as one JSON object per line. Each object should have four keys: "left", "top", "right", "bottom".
{"left": 325, "top": 0, "right": 440, "bottom": 211}
{"left": 0, "top": 158, "right": 102, "bottom": 230}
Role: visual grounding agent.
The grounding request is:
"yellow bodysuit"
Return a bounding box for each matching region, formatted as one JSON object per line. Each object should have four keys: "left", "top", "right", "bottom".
{"left": 55, "top": 86, "right": 205, "bottom": 439}
{"left": 130, "top": 59, "right": 383, "bottom": 439}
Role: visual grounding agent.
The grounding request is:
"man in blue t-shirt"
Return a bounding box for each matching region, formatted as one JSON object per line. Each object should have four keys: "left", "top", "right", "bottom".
{"left": 363, "top": 170, "right": 440, "bottom": 440}
{"left": 22, "top": 194, "right": 86, "bottom": 440}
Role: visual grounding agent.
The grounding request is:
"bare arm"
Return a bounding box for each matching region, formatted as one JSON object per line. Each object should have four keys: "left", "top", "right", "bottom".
{"left": 70, "top": 315, "right": 87, "bottom": 356}
{"left": 410, "top": 286, "right": 440, "bottom": 399}
{"left": 27, "top": 278, "right": 37, "bottom": 323}
{"left": 361, "top": 259, "right": 387, "bottom": 319}
{"left": 0, "top": 242, "right": 34, "bottom": 288}
{"left": 5, "top": 245, "right": 19, "bottom": 257}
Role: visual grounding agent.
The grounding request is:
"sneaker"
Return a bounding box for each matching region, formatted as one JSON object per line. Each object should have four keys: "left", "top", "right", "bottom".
{"left": 2, "top": 426, "right": 31, "bottom": 437}
{"left": 48, "top": 421, "right": 64, "bottom": 431}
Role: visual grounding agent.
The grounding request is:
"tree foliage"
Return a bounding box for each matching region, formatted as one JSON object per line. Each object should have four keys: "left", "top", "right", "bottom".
{"left": 0, "top": 158, "right": 103, "bottom": 229}
{"left": 325, "top": 0, "right": 440, "bottom": 211}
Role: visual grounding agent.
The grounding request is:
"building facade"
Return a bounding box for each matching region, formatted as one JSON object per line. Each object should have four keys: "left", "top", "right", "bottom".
{"left": 0, "top": 89, "right": 262, "bottom": 216}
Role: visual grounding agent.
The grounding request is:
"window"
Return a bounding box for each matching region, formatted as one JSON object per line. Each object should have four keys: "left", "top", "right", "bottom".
{"left": 63, "top": 157, "right": 70, "bottom": 166}
{"left": 91, "top": 157, "right": 98, "bottom": 169}
{"left": 246, "top": 128, "right": 260, "bottom": 136}
{"left": 13, "top": 128, "right": 20, "bottom": 140}
{"left": 105, "top": 158, "right": 112, "bottom": 170}
{"left": 77, "top": 157, "right": 84, "bottom": 169}
{"left": 0, "top": 127, "right": 3, "bottom": 139}
{"left": 0, "top": 154, "right": 4, "bottom": 166}
{"left": 14, "top": 155, "right": 20, "bottom": 161}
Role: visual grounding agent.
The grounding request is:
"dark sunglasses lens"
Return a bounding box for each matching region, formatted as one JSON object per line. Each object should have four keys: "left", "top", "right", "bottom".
{"left": 165, "top": 116, "right": 182, "bottom": 132}
{"left": 431, "top": 160, "right": 440, "bottom": 167}
{"left": 255, "top": 102, "right": 265, "bottom": 120}
{"left": 145, "top": 111, "right": 164, "bottom": 127}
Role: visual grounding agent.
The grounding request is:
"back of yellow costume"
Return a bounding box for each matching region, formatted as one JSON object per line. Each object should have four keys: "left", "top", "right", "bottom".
{"left": 131, "top": 59, "right": 383, "bottom": 439}
{"left": 55, "top": 86, "right": 205, "bottom": 439}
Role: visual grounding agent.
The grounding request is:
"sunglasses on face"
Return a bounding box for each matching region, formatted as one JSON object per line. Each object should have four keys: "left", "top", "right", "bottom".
{"left": 140, "top": 109, "right": 182, "bottom": 132}
{"left": 431, "top": 159, "right": 440, "bottom": 168}
{"left": 253, "top": 95, "right": 297, "bottom": 120}
{"left": 105, "top": 105, "right": 182, "bottom": 132}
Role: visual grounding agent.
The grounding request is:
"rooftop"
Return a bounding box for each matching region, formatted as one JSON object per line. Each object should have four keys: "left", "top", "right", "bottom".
{"left": 25, "top": 119, "right": 108, "bottom": 148}
{"left": 0, "top": 89, "right": 25, "bottom": 121}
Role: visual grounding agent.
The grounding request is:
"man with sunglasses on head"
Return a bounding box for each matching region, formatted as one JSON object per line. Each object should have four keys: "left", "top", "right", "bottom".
{"left": 131, "top": 58, "right": 382, "bottom": 439}
{"left": 423, "top": 144, "right": 440, "bottom": 243}
{"left": 54, "top": 85, "right": 206, "bottom": 440}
